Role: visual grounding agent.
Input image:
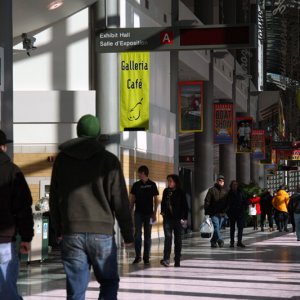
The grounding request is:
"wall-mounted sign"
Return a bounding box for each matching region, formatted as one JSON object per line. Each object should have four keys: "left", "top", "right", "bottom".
{"left": 236, "top": 117, "right": 253, "bottom": 153}
{"left": 179, "top": 81, "right": 203, "bottom": 132}
{"left": 120, "top": 52, "right": 150, "bottom": 131}
{"left": 213, "top": 103, "right": 233, "bottom": 144}
{"left": 251, "top": 129, "right": 265, "bottom": 160}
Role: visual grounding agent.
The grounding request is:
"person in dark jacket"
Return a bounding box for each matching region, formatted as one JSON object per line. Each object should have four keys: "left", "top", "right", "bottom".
{"left": 288, "top": 185, "right": 300, "bottom": 241}
{"left": 49, "top": 115, "right": 134, "bottom": 300}
{"left": 0, "top": 129, "right": 34, "bottom": 300}
{"left": 260, "top": 189, "right": 274, "bottom": 231}
{"left": 227, "top": 180, "right": 248, "bottom": 248}
{"left": 160, "top": 174, "right": 188, "bottom": 267}
{"left": 204, "top": 174, "right": 228, "bottom": 248}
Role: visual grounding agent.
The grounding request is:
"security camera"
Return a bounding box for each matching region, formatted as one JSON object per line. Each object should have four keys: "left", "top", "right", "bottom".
{"left": 21, "top": 33, "right": 37, "bottom": 56}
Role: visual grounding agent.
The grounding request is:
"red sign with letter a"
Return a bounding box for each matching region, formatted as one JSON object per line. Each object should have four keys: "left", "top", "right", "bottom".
{"left": 160, "top": 31, "right": 173, "bottom": 44}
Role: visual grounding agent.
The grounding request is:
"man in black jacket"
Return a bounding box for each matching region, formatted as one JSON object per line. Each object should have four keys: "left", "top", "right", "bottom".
{"left": 204, "top": 175, "right": 228, "bottom": 248}
{"left": 0, "top": 129, "right": 34, "bottom": 300}
{"left": 49, "top": 115, "right": 133, "bottom": 300}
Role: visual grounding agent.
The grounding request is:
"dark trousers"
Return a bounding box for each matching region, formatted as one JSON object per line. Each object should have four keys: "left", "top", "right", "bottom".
{"left": 229, "top": 215, "right": 244, "bottom": 244}
{"left": 274, "top": 210, "right": 288, "bottom": 231}
{"left": 260, "top": 210, "right": 273, "bottom": 228}
{"left": 134, "top": 212, "right": 152, "bottom": 260}
{"left": 163, "top": 217, "right": 182, "bottom": 263}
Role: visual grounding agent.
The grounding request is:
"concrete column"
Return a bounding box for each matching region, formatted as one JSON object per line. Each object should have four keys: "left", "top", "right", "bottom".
{"left": 193, "top": 51, "right": 214, "bottom": 230}
{"left": 171, "top": 0, "right": 179, "bottom": 173}
{"left": 93, "top": 0, "right": 120, "bottom": 245}
{"left": 0, "top": 1, "right": 13, "bottom": 158}
{"left": 219, "top": 144, "right": 236, "bottom": 185}
{"left": 94, "top": 0, "right": 120, "bottom": 157}
{"left": 236, "top": 153, "right": 251, "bottom": 184}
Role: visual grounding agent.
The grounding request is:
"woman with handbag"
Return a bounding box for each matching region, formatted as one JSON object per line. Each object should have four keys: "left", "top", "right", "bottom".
{"left": 160, "top": 174, "right": 188, "bottom": 267}
{"left": 249, "top": 194, "right": 261, "bottom": 230}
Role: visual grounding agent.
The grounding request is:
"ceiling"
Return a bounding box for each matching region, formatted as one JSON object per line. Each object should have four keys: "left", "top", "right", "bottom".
{"left": 13, "top": 0, "right": 97, "bottom": 40}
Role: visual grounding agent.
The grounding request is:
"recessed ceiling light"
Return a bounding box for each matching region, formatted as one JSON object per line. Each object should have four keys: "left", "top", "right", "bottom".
{"left": 47, "top": 0, "right": 64, "bottom": 10}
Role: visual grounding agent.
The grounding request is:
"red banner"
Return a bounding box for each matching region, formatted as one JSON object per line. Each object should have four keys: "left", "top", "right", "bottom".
{"left": 251, "top": 129, "right": 265, "bottom": 159}
{"left": 213, "top": 103, "right": 233, "bottom": 144}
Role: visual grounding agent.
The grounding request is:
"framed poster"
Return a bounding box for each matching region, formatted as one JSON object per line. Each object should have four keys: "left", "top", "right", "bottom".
{"left": 179, "top": 81, "right": 203, "bottom": 132}
{"left": 251, "top": 129, "right": 265, "bottom": 159}
{"left": 236, "top": 117, "right": 253, "bottom": 153}
{"left": 0, "top": 47, "right": 3, "bottom": 91}
{"left": 213, "top": 103, "right": 233, "bottom": 144}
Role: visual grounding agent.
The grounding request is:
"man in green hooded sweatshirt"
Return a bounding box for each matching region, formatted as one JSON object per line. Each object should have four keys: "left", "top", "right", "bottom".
{"left": 49, "top": 114, "right": 133, "bottom": 300}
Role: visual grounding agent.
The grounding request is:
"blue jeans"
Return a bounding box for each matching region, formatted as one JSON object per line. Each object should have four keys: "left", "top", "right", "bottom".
{"left": 61, "top": 233, "right": 119, "bottom": 300}
{"left": 294, "top": 213, "right": 300, "bottom": 240}
{"left": 210, "top": 215, "right": 224, "bottom": 244}
{"left": 134, "top": 212, "right": 152, "bottom": 260}
{"left": 163, "top": 217, "right": 182, "bottom": 263}
{"left": 0, "top": 242, "right": 23, "bottom": 300}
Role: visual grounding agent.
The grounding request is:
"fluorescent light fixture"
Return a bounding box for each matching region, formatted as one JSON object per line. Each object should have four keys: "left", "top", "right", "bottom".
{"left": 47, "top": 0, "right": 64, "bottom": 10}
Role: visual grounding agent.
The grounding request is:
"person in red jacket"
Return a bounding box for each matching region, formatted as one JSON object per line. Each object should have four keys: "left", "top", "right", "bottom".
{"left": 249, "top": 194, "right": 261, "bottom": 230}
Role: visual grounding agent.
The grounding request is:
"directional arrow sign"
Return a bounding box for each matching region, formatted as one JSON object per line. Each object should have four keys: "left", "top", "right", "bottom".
{"left": 95, "top": 24, "right": 257, "bottom": 53}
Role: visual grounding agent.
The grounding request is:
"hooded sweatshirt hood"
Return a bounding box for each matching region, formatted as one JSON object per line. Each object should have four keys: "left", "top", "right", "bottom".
{"left": 59, "top": 137, "right": 104, "bottom": 160}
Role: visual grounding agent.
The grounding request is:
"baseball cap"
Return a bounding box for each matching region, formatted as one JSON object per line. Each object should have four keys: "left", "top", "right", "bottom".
{"left": 0, "top": 130, "right": 13, "bottom": 145}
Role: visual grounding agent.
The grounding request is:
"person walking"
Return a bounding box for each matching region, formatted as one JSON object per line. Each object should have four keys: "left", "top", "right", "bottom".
{"left": 204, "top": 175, "right": 228, "bottom": 248}
{"left": 260, "top": 189, "right": 274, "bottom": 231}
{"left": 130, "top": 165, "right": 159, "bottom": 265}
{"left": 0, "top": 129, "right": 34, "bottom": 300}
{"left": 288, "top": 185, "right": 300, "bottom": 241}
{"left": 227, "top": 180, "right": 248, "bottom": 248}
{"left": 160, "top": 174, "right": 188, "bottom": 267}
{"left": 49, "top": 115, "right": 134, "bottom": 300}
{"left": 249, "top": 194, "right": 261, "bottom": 230}
{"left": 272, "top": 186, "right": 290, "bottom": 232}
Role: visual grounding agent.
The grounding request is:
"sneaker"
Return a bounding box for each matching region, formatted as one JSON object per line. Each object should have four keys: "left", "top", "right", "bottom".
{"left": 217, "top": 240, "right": 224, "bottom": 248}
{"left": 261, "top": 227, "right": 264, "bottom": 232}
{"left": 143, "top": 259, "right": 150, "bottom": 265}
{"left": 160, "top": 259, "right": 170, "bottom": 267}
{"left": 230, "top": 243, "right": 234, "bottom": 248}
{"left": 211, "top": 243, "right": 217, "bottom": 248}
{"left": 132, "top": 257, "right": 142, "bottom": 264}
{"left": 237, "top": 242, "right": 246, "bottom": 248}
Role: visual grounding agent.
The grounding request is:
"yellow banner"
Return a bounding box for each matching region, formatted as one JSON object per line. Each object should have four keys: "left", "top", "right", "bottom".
{"left": 120, "top": 52, "right": 150, "bottom": 131}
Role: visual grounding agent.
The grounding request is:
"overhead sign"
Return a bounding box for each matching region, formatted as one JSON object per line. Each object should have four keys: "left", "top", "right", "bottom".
{"left": 95, "top": 24, "right": 256, "bottom": 53}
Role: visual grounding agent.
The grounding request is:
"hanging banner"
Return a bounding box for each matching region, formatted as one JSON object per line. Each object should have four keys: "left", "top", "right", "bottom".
{"left": 236, "top": 117, "right": 253, "bottom": 153}
{"left": 179, "top": 81, "right": 203, "bottom": 132}
{"left": 251, "top": 129, "right": 265, "bottom": 160}
{"left": 213, "top": 103, "right": 233, "bottom": 144}
{"left": 120, "top": 52, "right": 150, "bottom": 131}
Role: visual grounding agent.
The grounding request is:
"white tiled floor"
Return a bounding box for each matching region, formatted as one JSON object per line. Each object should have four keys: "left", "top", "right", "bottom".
{"left": 19, "top": 227, "right": 300, "bottom": 299}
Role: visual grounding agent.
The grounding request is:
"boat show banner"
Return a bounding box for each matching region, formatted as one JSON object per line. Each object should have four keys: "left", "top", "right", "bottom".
{"left": 213, "top": 103, "right": 233, "bottom": 144}
{"left": 120, "top": 52, "right": 150, "bottom": 131}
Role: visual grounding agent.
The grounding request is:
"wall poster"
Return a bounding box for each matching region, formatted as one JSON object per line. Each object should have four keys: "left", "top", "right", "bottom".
{"left": 179, "top": 81, "right": 203, "bottom": 132}
{"left": 213, "top": 103, "right": 233, "bottom": 144}
{"left": 236, "top": 116, "right": 253, "bottom": 153}
{"left": 251, "top": 129, "right": 266, "bottom": 159}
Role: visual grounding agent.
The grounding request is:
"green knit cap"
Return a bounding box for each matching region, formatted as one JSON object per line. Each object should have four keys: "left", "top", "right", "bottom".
{"left": 77, "top": 114, "right": 101, "bottom": 138}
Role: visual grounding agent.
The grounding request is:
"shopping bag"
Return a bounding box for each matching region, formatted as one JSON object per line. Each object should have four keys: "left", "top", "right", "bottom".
{"left": 199, "top": 216, "right": 214, "bottom": 238}
{"left": 248, "top": 204, "right": 256, "bottom": 216}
